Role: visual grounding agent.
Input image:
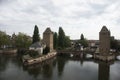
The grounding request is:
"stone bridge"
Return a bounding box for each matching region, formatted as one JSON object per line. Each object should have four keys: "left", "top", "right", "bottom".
{"left": 57, "top": 50, "right": 95, "bottom": 56}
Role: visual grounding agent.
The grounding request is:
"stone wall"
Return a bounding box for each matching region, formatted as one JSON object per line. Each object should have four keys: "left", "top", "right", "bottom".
{"left": 43, "top": 28, "right": 53, "bottom": 52}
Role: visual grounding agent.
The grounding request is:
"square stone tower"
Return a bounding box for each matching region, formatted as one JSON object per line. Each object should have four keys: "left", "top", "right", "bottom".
{"left": 99, "top": 26, "right": 110, "bottom": 55}
{"left": 43, "top": 27, "right": 53, "bottom": 52}
{"left": 94, "top": 26, "right": 115, "bottom": 61}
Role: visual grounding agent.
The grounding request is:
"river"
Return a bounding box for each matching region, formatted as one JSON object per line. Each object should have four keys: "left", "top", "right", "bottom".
{"left": 0, "top": 54, "right": 120, "bottom": 80}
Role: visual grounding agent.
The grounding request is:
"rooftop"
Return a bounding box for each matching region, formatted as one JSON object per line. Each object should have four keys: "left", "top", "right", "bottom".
{"left": 30, "top": 42, "right": 42, "bottom": 48}
{"left": 43, "top": 27, "right": 53, "bottom": 34}
{"left": 100, "top": 26, "right": 109, "bottom": 32}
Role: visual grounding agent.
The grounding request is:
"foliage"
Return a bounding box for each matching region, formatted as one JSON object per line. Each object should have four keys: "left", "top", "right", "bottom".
{"left": 58, "top": 27, "right": 71, "bottom": 49}
{"left": 43, "top": 46, "right": 50, "bottom": 55}
{"left": 0, "top": 31, "right": 32, "bottom": 49}
{"left": 53, "top": 32, "right": 58, "bottom": 49}
{"left": 110, "top": 37, "right": 120, "bottom": 51}
{"left": 0, "top": 31, "right": 11, "bottom": 48}
{"left": 26, "top": 50, "right": 39, "bottom": 58}
{"left": 79, "top": 34, "right": 88, "bottom": 48}
{"left": 79, "top": 39, "right": 88, "bottom": 48}
{"left": 80, "top": 34, "right": 84, "bottom": 40}
{"left": 15, "top": 32, "right": 32, "bottom": 48}
{"left": 32, "top": 25, "right": 40, "bottom": 43}
{"left": 58, "top": 27, "right": 65, "bottom": 49}
{"left": 64, "top": 36, "right": 71, "bottom": 47}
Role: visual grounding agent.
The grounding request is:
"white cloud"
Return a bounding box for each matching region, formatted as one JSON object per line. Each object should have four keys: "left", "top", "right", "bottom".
{"left": 0, "top": 0, "right": 120, "bottom": 39}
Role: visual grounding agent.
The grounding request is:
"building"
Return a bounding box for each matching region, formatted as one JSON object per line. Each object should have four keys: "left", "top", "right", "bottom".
{"left": 29, "top": 42, "right": 44, "bottom": 55}
{"left": 94, "top": 26, "right": 115, "bottom": 61}
{"left": 43, "top": 27, "right": 53, "bottom": 52}
{"left": 88, "top": 40, "right": 99, "bottom": 47}
{"left": 99, "top": 26, "right": 110, "bottom": 55}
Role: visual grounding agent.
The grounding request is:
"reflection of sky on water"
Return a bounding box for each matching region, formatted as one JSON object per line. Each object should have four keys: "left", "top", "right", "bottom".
{"left": 62, "top": 61, "right": 98, "bottom": 80}
{"left": 0, "top": 60, "right": 33, "bottom": 80}
{"left": 110, "top": 61, "right": 120, "bottom": 80}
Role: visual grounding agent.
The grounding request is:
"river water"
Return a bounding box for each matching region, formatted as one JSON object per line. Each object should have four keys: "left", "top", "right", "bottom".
{"left": 0, "top": 54, "right": 120, "bottom": 80}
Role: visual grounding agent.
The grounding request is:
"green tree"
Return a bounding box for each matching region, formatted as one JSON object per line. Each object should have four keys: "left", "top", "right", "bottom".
{"left": 15, "top": 32, "right": 32, "bottom": 48}
{"left": 53, "top": 32, "right": 58, "bottom": 49}
{"left": 58, "top": 27, "right": 71, "bottom": 49}
{"left": 11, "top": 33, "right": 16, "bottom": 48}
{"left": 79, "top": 34, "right": 88, "bottom": 48}
{"left": 0, "top": 31, "right": 11, "bottom": 48}
{"left": 110, "top": 37, "right": 120, "bottom": 51}
{"left": 80, "top": 34, "right": 84, "bottom": 40}
{"left": 58, "top": 27, "right": 65, "bottom": 49}
{"left": 32, "top": 25, "right": 40, "bottom": 43}
{"left": 79, "top": 39, "right": 88, "bottom": 48}
{"left": 64, "top": 36, "right": 71, "bottom": 47}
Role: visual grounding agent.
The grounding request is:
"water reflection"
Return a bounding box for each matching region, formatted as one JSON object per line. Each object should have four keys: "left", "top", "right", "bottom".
{"left": 57, "top": 57, "right": 68, "bottom": 76}
{"left": 98, "top": 62, "right": 110, "bottom": 80}
{"left": 98, "top": 61, "right": 115, "bottom": 80}
{"left": 0, "top": 54, "right": 120, "bottom": 80}
{"left": 23, "top": 58, "right": 56, "bottom": 80}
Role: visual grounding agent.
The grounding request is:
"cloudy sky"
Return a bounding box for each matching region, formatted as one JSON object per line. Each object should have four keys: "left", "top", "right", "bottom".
{"left": 0, "top": 0, "right": 120, "bottom": 39}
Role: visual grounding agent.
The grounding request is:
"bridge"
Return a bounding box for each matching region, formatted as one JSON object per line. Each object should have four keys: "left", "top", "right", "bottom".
{"left": 57, "top": 50, "right": 95, "bottom": 56}
{"left": 57, "top": 50, "right": 120, "bottom": 61}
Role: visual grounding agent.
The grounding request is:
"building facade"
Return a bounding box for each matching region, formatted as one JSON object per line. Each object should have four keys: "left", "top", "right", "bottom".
{"left": 94, "top": 26, "right": 115, "bottom": 61}
{"left": 43, "top": 27, "right": 53, "bottom": 52}
{"left": 29, "top": 42, "right": 43, "bottom": 55}
{"left": 99, "top": 26, "right": 110, "bottom": 55}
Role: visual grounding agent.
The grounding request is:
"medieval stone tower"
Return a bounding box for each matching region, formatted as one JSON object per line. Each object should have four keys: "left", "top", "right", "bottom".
{"left": 94, "top": 26, "right": 115, "bottom": 61}
{"left": 99, "top": 26, "right": 110, "bottom": 55}
{"left": 43, "top": 27, "right": 53, "bottom": 52}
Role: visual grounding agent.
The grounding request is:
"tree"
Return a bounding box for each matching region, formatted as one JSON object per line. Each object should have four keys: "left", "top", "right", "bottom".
{"left": 57, "top": 27, "right": 71, "bottom": 49}
{"left": 32, "top": 25, "right": 40, "bottom": 43}
{"left": 79, "top": 34, "right": 88, "bottom": 48}
{"left": 53, "top": 32, "right": 58, "bottom": 49}
{"left": 80, "top": 34, "right": 84, "bottom": 40}
{"left": 11, "top": 33, "right": 16, "bottom": 48}
{"left": 0, "top": 31, "right": 11, "bottom": 48}
{"left": 15, "top": 32, "right": 32, "bottom": 48}
{"left": 64, "top": 36, "right": 71, "bottom": 47}
{"left": 79, "top": 39, "right": 88, "bottom": 48}
{"left": 110, "top": 37, "right": 120, "bottom": 51}
{"left": 58, "top": 27, "right": 65, "bottom": 49}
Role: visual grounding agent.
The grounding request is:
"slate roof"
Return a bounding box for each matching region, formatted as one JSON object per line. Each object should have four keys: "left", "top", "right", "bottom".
{"left": 100, "top": 26, "right": 109, "bottom": 32}
{"left": 30, "top": 42, "right": 42, "bottom": 48}
{"left": 43, "top": 27, "right": 53, "bottom": 34}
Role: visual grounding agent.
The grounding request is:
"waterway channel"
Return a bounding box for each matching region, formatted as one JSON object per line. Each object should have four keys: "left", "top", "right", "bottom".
{"left": 0, "top": 54, "right": 120, "bottom": 80}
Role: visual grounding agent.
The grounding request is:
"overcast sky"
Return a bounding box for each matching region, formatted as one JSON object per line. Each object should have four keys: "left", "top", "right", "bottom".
{"left": 0, "top": 0, "right": 120, "bottom": 39}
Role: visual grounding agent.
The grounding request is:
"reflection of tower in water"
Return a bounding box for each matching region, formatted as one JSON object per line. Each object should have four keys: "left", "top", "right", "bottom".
{"left": 98, "top": 62, "right": 113, "bottom": 80}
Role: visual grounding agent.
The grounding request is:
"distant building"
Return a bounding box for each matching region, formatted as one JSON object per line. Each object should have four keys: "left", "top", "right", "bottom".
{"left": 43, "top": 27, "right": 53, "bottom": 52}
{"left": 88, "top": 40, "right": 99, "bottom": 47}
{"left": 87, "top": 40, "right": 99, "bottom": 52}
{"left": 29, "top": 42, "right": 44, "bottom": 55}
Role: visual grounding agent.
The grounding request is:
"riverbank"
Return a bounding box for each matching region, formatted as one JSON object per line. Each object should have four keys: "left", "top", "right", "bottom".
{"left": 22, "top": 52, "right": 57, "bottom": 66}
{"left": 0, "top": 49, "right": 17, "bottom": 54}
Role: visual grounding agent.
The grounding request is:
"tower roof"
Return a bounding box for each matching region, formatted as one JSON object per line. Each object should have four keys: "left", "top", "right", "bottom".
{"left": 100, "top": 26, "right": 109, "bottom": 32}
{"left": 43, "top": 27, "right": 53, "bottom": 34}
